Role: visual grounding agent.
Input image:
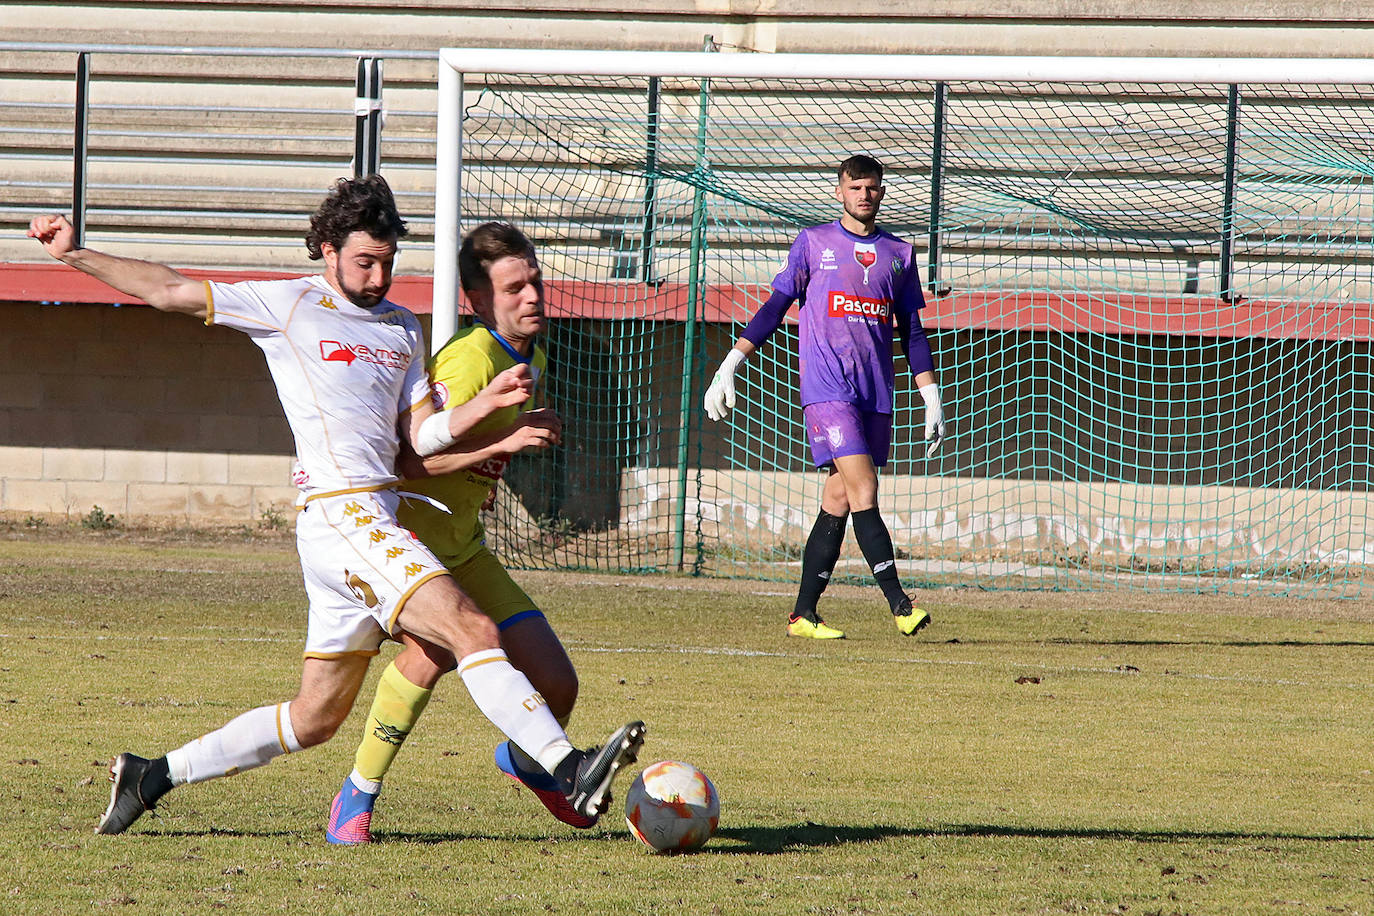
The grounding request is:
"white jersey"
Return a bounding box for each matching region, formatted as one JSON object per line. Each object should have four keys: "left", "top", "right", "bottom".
{"left": 205, "top": 275, "right": 431, "bottom": 495}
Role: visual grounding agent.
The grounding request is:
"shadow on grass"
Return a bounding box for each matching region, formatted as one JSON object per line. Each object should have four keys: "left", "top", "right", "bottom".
{"left": 134, "top": 827, "right": 299, "bottom": 839}
{"left": 140, "top": 822, "right": 1374, "bottom": 848}
{"left": 710, "top": 821, "right": 1374, "bottom": 854}
{"left": 942, "top": 637, "right": 1374, "bottom": 649}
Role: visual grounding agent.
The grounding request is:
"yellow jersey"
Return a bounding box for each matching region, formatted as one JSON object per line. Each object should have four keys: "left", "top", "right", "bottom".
{"left": 397, "top": 323, "right": 547, "bottom": 567}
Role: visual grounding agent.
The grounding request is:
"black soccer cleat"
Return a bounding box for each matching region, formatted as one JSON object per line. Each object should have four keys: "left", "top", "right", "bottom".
{"left": 96, "top": 753, "right": 158, "bottom": 835}
{"left": 557, "top": 721, "right": 646, "bottom": 822}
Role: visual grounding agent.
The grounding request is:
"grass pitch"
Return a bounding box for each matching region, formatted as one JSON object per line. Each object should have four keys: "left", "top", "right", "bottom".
{"left": 3, "top": 528, "right": 1373, "bottom": 915}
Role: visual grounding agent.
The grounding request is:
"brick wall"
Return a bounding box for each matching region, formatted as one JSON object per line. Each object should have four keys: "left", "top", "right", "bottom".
{"left": 0, "top": 300, "right": 298, "bottom": 521}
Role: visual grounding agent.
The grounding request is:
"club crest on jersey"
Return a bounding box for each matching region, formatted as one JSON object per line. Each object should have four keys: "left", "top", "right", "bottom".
{"left": 828, "top": 291, "right": 891, "bottom": 324}
{"left": 319, "top": 340, "right": 407, "bottom": 369}
{"left": 853, "top": 242, "right": 877, "bottom": 284}
{"left": 431, "top": 380, "right": 450, "bottom": 409}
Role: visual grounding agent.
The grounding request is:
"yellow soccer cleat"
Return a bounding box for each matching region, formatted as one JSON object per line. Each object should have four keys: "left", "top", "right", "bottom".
{"left": 787, "top": 616, "right": 846, "bottom": 639}
{"left": 893, "top": 598, "right": 931, "bottom": 636}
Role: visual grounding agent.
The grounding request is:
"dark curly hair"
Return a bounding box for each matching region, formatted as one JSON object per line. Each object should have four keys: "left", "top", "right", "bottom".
{"left": 458, "top": 222, "right": 535, "bottom": 292}
{"left": 304, "top": 175, "right": 408, "bottom": 260}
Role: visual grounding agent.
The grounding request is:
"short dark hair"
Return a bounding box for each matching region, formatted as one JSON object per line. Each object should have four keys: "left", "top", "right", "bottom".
{"left": 459, "top": 222, "right": 535, "bottom": 292}
{"left": 838, "top": 155, "right": 883, "bottom": 183}
{"left": 304, "top": 175, "right": 408, "bottom": 260}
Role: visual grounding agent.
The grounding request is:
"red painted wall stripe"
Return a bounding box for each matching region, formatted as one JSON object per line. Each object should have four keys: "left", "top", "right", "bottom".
{"left": 4, "top": 262, "right": 1371, "bottom": 340}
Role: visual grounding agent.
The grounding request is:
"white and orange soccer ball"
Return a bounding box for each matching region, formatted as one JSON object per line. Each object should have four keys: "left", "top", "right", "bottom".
{"left": 623, "top": 760, "right": 720, "bottom": 853}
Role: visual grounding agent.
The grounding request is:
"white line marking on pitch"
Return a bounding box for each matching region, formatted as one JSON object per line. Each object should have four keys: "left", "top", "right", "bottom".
{"left": 569, "top": 644, "right": 1374, "bottom": 691}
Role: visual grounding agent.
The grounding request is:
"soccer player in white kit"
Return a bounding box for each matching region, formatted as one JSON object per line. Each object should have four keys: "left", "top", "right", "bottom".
{"left": 28, "top": 175, "right": 644, "bottom": 836}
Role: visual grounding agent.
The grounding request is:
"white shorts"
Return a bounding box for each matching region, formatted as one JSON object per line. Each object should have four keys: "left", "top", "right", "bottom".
{"left": 295, "top": 488, "right": 449, "bottom": 658}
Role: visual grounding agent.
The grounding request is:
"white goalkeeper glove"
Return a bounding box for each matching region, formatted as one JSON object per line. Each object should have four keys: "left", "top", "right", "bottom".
{"left": 705, "top": 349, "right": 746, "bottom": 421}
{"left": 919, "top": 382, "right": 946, "bottom": 457}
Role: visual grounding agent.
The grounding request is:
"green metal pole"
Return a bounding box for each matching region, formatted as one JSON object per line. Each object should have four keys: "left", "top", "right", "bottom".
{"left": 672, "top": 40, "right": 713, "bottom": 571}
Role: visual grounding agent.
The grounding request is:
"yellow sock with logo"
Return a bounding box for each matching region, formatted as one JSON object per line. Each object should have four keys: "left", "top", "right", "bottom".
{"left": 354, "top": 661, "right": 433, "bottom": 784}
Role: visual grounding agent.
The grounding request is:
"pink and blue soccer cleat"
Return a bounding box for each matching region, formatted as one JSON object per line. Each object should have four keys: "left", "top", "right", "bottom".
{"left": 326, "top": 776, "right": 377, "bottom": 845}
{"left": 495, "top": 741, "right": 597, "bottom": 829}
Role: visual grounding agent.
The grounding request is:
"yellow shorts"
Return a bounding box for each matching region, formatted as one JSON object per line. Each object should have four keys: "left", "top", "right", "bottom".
{"left": 448, "top": 545, "right": 540, "bottom": 629}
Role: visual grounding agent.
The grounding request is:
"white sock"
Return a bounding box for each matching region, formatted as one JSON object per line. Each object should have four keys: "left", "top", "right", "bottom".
{"left": 166, "top": 702, "right": 301, "bottom": 786}
{"left": 458, "top": 649, "right": 575, "bottom": 774}
{"left": 348, "top": 769, "right": 381, "bottom": 795}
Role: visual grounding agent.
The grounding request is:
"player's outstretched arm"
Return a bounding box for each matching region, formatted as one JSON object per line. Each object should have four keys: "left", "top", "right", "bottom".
{"left": 28, "top": 214, "right": 207, "bottom": 318}
{"left": 400, "top": 407, "right": 561, "bottom": 479}
{"left": 407, "top": 364, "right": 534, "bottom": 457}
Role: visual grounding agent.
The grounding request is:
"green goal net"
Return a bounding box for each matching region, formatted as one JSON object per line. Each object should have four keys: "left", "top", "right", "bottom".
{"left": 438, "top": 51, "right": 1374, "bottom": 596}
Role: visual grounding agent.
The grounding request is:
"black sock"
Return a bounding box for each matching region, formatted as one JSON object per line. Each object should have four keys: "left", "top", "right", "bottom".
{"left": 792, "top": 510, "right": 848, "bottom": 621}
{"left": 851, "top": 507, "right": 907, "bottom": 612}
{"left": 140, "top": 757, "right": 174, "bottom": 807}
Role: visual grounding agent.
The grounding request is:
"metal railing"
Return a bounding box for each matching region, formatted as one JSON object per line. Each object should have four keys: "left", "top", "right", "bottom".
{"left": 0, "top": 42, "right": 438, "bottom": 264}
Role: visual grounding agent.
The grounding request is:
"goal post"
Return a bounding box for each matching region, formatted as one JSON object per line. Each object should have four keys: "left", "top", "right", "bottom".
{"left": 434, "top": 47, "right": 1374, "bottom": 595}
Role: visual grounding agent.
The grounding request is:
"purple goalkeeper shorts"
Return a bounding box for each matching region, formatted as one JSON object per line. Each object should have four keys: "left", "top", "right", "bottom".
{"left": 803, "top": 401, "right": 893, "bottom": 469}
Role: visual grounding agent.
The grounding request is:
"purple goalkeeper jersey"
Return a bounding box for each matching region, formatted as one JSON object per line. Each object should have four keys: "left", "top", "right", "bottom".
{"left": 772, "top": 220, "right": 925, "bottom": 413}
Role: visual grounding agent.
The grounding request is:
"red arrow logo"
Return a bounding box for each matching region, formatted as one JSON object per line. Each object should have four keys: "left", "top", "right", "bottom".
{"left": 320, "top": 341, "right": 356, "bottom": 365}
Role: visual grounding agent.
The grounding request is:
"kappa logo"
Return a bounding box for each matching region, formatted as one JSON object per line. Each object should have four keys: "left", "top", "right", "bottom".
{"left": 320, "top": 340, "right": 407, "bottom": 369}
{"left": 828, "top": 291, "right": 891, "bottom": 324}
{"left": 372, "top": 720, "right": 409, "bottom": 746}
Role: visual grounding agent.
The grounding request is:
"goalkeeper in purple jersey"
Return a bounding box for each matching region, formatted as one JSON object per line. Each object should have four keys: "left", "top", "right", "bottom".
{"left": 704, "top": 155, "right": 946, "bottom": 639}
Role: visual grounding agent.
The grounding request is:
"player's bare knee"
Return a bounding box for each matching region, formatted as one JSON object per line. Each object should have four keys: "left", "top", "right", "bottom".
{"left": 426, "top": 607, "right": 500, "bottom": 660}
{"left": 394, "top": 640, "right": 456, "bottom": 688}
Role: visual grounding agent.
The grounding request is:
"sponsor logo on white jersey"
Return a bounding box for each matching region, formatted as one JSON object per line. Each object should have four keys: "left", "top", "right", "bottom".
{"left": 319, "top": 339, "right": 407, "bottom": 369}
{"left": 827, "top": 291, "right": 891, "bottom": 324}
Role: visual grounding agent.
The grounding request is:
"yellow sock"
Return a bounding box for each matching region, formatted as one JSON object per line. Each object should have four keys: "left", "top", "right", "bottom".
{"left": 354, "top": 662, "right": 433, "bottom": 783}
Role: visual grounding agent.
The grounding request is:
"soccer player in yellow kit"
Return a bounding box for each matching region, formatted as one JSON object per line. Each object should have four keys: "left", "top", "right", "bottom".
{"left": 328, "top": 222, "right": 592, "bottom": 842}
{"left": 30, "top": 178, "right": 643, "bottom": 839}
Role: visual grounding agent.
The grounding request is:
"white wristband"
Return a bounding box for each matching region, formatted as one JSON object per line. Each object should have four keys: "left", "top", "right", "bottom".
{"left": 415, "top": 409, "right": 457, "bottom": 456}
{"left": 918, "top": 383, "right": 942, "bottom": 409}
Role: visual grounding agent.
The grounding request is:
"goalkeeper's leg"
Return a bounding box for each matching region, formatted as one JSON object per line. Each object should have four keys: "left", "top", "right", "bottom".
{"left": 830, "top": 453, "right": 931, "bottom": 635}
{"left": 789, "top": 495, "right": 849, "bottom": 639}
